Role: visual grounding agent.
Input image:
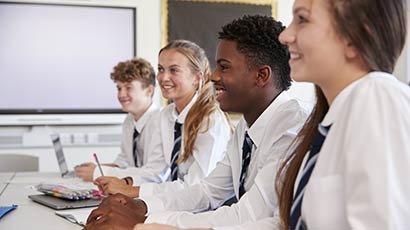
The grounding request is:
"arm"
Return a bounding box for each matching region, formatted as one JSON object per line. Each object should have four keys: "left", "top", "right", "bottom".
{"left": 140, "top": 111, "right": 231, "bottom": 196}
{"left": 144, "top": 161, "right": 278, "bottom": 228}
{"left": 142, "top": 150, "right": 236, "bottom": 215}
{"left": 339, "top": 83, "right": 410, "bottom": 229}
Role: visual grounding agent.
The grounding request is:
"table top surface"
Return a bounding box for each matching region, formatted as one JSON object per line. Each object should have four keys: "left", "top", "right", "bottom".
{"left": 0, "top": 172, "right": 91, "bottom": 230}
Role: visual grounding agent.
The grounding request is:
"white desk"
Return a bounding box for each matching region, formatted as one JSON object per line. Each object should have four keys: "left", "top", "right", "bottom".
{"left": 0, "top": 172, "right": 87, "bottom": 230}
{"left": 0, "top": 172, "right": 14, "bottom": 196}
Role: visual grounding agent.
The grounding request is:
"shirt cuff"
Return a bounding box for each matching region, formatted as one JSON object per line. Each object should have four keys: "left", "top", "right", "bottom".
{"left": 141, "top": 195, "right": 166, "bottom": 215}
{"left": 144, "top": 211, "right": 170, "bottom": 224}
{"left": 139, "top": 182, "right": 155, "bottom": 198}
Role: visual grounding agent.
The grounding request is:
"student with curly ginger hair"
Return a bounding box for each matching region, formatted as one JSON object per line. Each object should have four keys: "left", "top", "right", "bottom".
{"left": 85, "top": 15, "right": 310, "bottom": 230}
{"left": 75, "top": 58, "right": 165, "bottom": 184}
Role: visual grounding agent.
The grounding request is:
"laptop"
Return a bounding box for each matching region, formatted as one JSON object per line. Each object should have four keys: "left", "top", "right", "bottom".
{"left": 50, "top": 133, "right": 78, "bottom": 178}
{"left": 28, "top": 194, "right": 102, "bottom": 210}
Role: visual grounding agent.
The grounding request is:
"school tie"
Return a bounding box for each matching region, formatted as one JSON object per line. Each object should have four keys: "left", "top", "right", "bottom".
{"left": 238, "top": 131, "right": 253, "bottom": 199}
{"left": 132, "top": 129, "right": 139, "bottom": 167}
{"left": 289, "top": 124, "right": 331, "bottom": 230}
{"left": 170, "top": 122, "right": 182, "bottom": 181}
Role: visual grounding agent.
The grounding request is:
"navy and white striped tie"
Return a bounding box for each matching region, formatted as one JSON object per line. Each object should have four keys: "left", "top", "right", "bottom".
{"left": 132, "top": 129, "right": 139, "bottom": 167}
{"left": 170, "top": 122, "right": 182, "bottom": 181}
{"left": 289, "top": 124, "right": 331, "bottom": 230}
{"left": 238, "top": 131, "right": 253, "bottom": 198}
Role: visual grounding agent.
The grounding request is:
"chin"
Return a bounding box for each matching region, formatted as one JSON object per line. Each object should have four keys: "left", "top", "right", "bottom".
{"left": 290, "top": 72, "right": 309, "bottom": 83}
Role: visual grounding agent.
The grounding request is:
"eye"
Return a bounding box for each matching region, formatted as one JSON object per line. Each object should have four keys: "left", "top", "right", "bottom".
{"left": 170, "top": 68, "right": 179, "bottom": 74}
{"left": 297, "top": 14, "right": 308, "bottom": 24}
{"left": 157, "top": 66, "right": 164, "bottom": 73}
{"left": 219, "top": 64, "right": 229, "bottom": 72}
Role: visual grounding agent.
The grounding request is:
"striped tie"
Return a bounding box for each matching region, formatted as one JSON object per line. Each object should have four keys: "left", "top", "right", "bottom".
{"left": 170, "top": 122, "right": 182, "bottom": 181}
{"left": 238, "top": 131, "right": 253, "bottom": 198}
{"left": 289, "top": 124, "right": 331, "bottom": 230}
{"left": 132, "top": 129, "right": 139, "bottom": 167}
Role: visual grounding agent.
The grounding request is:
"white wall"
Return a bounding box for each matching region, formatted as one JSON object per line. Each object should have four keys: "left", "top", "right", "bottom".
{"left": 0, "top": 0, "right": 162, "bottom": 172}
{"left": 1, "top": 0, "right": 408, "bottom": 172}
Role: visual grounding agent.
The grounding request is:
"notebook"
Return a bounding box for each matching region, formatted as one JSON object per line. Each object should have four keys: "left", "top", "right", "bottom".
{"left": 55, "top": 207, "right": 95, "bottom": 226}
{"left": 28, "top": 194, "right": 101, "bottom": 210}
{"left": 50, "top": 133, "right": 78, "bottom": 178}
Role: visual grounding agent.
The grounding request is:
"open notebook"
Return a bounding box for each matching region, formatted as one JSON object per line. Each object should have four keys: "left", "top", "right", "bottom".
{"left": 55, "top": 207, "right": 95, "bottom": 226}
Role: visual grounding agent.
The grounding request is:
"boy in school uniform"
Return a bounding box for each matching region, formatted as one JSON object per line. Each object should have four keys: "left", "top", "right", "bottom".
{"left": 75, "top": 58, "right": 165, "bottom": 184}
{"left": 84, "top": 15, "right": 310, "bottom": 230}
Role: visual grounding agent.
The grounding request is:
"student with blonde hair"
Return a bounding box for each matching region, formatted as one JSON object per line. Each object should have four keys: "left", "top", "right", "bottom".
{"left": 94, "top": 39, "right": 232, "bottom": 198}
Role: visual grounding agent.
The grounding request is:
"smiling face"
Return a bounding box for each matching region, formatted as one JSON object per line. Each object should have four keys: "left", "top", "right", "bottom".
{"left": 212, "top": 40, "right": 258, "bottom": 114}
{"left": 116, "top": 80, "right": 153, "bottom": 118}
{"left": 157, "top": 49, "right": 200, "bottom": 112}
{"left": 279, "top": 0, "right": 348, "bottom": 88}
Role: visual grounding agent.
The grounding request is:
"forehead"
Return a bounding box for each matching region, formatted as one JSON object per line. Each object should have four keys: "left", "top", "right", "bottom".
{"left": 216, "top": 40, "right": 247, "bottom": 64}
{"left": 115, "top": 80, "right": 142, "bottom": 87}
{"left": 158, "top": 49, "right": 189, "bottom": 66}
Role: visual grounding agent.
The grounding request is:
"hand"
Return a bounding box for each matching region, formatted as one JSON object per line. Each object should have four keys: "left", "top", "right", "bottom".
{"left": 87, "top": 193, "right": 148, "bottom": 224}
{"left": 134, "top": 224, "right": 211, "bottom": 230}
{"left": 94, "top": 176, "right": 140, "bottom": 197}
{"left": 74, "top": 162, "right": 96, "bottom": 182}
{"left": 84, "top": 201, "right": 145, "bottom": 230}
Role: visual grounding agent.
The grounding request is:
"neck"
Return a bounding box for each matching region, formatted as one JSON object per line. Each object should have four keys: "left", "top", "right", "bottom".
{"left": 321, "top": 66, "right": 369, "bottom": 105}
{"left": 131, "top": 102, "right": 151, "bottom": 121}
{"left": 244, "top": 90, "right": 282, "bottom": 127}
{"left": 175, "top": 92, "right": 195, "bottom": 114}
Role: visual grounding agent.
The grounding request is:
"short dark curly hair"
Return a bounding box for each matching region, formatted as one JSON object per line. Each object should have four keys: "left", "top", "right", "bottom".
{"left": 218, "top": 15, "right": 291, "bottom": 91}
{"left": 110, "top": 57, "right": 156, "bottom": 88}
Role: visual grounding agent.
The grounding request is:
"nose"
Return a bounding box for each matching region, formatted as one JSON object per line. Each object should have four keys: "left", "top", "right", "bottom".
{"left": 278, "top": 25, "right": 294, "bottom": 46}
{"left": 210, "top": 69, "right": 220, "bottom": 83}
{"left": 157, "top": 71, "right": 169, "bottom": 83}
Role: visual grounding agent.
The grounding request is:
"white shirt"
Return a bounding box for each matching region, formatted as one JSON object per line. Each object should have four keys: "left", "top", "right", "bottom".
{"left": 143, "top": 92, "right": 310, "bottom": 228}
{"left": 299, "top": 72, "right": 410, "bottom": 229}
{"left": 139, "top": 94, "right": 232, "bottom": 195}
{"left": 93, "top": 103, "right": 167, "bottom": 184}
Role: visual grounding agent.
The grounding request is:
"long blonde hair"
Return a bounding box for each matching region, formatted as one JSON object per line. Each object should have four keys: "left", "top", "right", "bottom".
{"left": 160, "top": 40, "right": 233, "bottom": 163}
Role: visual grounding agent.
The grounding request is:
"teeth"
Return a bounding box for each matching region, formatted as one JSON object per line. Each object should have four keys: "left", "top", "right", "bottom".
{"left": 162, "top": 85, "right": 173, "bottom": 89}
{"left": 215, "top": 89, "right": 224, "bottom": 96}
{"left": 290, "top": 53, "right": 300, "bottom": 59}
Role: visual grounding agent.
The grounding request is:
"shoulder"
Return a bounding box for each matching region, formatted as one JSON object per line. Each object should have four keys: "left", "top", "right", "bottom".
{"left": 346, "top": 72, "right": 410, "bottom": 114}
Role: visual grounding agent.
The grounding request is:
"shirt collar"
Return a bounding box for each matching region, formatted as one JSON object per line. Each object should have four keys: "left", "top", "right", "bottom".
{"left": 133, "top": 103, "right": 159, "bottom": 133}
{"left": 171, "top": 93, "right": 198, "bottom": 124}
{"left": 321, "top": 72, "right": 384, "bottom": 126}
{"left": 247, "top": 91, "right": 291, "bottom": 149}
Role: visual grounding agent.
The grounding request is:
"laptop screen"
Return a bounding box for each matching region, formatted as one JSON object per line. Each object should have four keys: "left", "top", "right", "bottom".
{"left": 51, "top": 134, "right": 69, "bottom": 176}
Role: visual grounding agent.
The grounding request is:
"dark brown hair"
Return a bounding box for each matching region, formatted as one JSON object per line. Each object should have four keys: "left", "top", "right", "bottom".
{"left": 276, "top": 0, "right": 407, "bottom": 228}
{"left": 110, "top": 57, "right": 156, "bottom": 88}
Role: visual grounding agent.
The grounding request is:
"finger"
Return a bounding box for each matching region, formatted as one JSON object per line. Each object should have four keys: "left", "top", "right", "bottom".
{"left": 86, "top": 207, "right": 106, "bottom": 224}
{"left": 85, "top": 213, "right": 108, "bottom": 230}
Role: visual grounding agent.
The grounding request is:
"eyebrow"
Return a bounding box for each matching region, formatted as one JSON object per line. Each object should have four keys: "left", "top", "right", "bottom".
{"left": 158, "top": 64, "right": 180, "bottom": 68}
{"left": 293, "top": 6, "right": 309, "bottom": 15}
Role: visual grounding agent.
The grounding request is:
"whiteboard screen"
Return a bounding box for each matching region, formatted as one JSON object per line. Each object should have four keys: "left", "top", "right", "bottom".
{"left": 0, "top": 3, "right": 136, "bottom": 113}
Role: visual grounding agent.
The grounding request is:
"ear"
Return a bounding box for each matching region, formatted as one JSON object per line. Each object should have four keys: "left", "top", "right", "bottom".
{"left": 255, "top": 65, "right": 271, "bottom": 87}
{"left": 344, "top": 39, "right": 360, "bottom": 59}
{"left": 145, "top": 84, "right": 155, "bottom": 98}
